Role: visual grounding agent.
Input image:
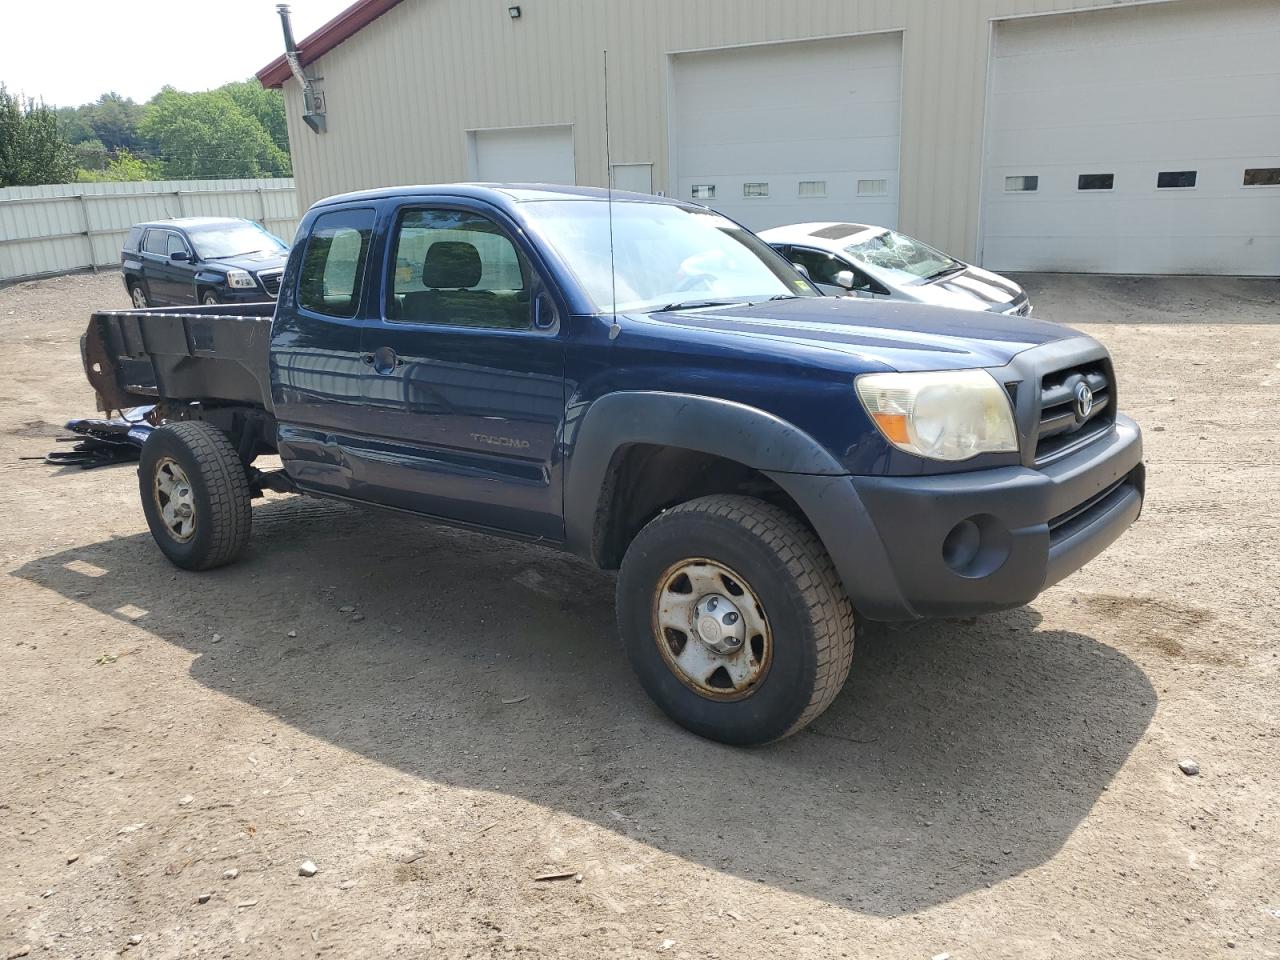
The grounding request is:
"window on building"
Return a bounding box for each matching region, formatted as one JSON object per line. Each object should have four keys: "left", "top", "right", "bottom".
{"left": 798, "top": 180, "right": 827, "bottom": 198}
{"left": 1157, "top": 170, "right": 1197, "bottom": 189}
{"left": 857, "top": 179, "right": 888, "bottom": 197}
{"left": 1078, "top": 173, "right": 1114, "bottom": 191}
{"left": 297, "top": 208, "right": 375, "bottom": 318}
{"left": 743, "top": 182, "right": 769, "bottom": 198}
{"left": 691, "top": 184, "right": 715, "bottom": 200}
{"left": 1243, "top": 167, "right": 1280, "bottom": 187}
{"left": 1005, "top": 175, "right": 1038, "bottom": 192}
{"left": 388, "top": 208, "right": 531, "bottom": 330}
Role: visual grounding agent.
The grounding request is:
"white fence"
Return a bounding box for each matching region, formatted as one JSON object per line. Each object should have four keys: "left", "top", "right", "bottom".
{"left": 0, "top": 178, "right": 301, "bottom": 283}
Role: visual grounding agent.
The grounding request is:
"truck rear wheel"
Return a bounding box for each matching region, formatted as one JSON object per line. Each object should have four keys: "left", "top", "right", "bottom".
{"left": 616, "top": 494, "right": 855, "bottom": 745}
{"left": 138, "top": 422, "right": 252, "bottom": 571}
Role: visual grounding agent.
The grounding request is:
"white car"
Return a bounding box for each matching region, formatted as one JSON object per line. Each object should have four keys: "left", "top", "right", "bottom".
{"left": 759, "top": 222, "right": 1032, "bottom": 316}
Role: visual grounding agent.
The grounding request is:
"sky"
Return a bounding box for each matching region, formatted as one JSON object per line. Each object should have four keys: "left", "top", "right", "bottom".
{"left": 0, "top": 0, "right": 355, "bottom": 107}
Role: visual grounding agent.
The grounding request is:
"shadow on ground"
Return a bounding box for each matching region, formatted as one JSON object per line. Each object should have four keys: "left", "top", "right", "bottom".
{"left": 16, "top": 494, "right": 1156, "bottom": 916}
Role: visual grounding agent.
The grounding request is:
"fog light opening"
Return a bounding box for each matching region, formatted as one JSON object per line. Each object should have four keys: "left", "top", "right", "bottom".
{"left": 941, "top": 514, "right": 1012, "bottom": 579}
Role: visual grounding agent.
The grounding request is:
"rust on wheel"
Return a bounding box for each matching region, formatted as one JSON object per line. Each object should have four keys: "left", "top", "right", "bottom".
{"left": 651, "top": 557, "right": 772, "bottom": 701}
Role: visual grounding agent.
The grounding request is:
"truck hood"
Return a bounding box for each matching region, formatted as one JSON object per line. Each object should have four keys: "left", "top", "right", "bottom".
{"left": 642, "top": 296, "right": 1076, "bottom": 372}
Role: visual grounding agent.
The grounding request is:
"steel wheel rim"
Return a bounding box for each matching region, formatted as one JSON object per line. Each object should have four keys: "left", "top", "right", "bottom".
{"left": 203, "top": 293, "right": 217, "bottom": 305}
{"left": 152, "top": 457, "right": 197, "bottom": 542}
{"left": 651, "top": 557, "right": 772, "bottom": 701}
{"left": 132, "top": 286, "right": 147, "bottom": 308}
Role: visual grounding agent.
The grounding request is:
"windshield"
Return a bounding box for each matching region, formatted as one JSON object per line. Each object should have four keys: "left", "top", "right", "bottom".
{"left": 523, "top": 200, "right": 817, "bottom": 313}
{"left": 843, "top": 229, "right": 960, "bottom": 285}
{"left": 187, "top": 221, "right": 287, "bottom": 259}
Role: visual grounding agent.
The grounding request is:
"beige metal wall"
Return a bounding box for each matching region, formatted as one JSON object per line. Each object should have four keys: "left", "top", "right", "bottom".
{"left": 0, "top": 178, "right": 300, "bottom": 284}
{"left": 280, "top": 0, "right": 1179, "bottom": 261}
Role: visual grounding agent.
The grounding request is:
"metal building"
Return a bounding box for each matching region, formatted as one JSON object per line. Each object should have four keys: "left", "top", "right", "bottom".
{"left": 258, "top": 0, "right": 1280, "bottom": 275}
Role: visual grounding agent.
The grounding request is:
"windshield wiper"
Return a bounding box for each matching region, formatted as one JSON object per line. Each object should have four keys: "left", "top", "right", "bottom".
{"left": 921, "top": 264, "right": 965, "bottom": 283}
{"left": 656, "top": 298, "right": 751, "bottom": 312}
{"left": 768, "top": 294, "right": 801, "bottom": 301}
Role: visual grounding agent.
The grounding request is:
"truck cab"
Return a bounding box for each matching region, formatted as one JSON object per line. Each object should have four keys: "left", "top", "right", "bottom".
{"left": 83, "top": 184, "right": 1144, "bottom": 746}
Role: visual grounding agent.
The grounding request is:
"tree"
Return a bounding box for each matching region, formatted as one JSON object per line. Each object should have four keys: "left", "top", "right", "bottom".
{"left": 140, "top": 87, "right": 291, "bottom": 180}
{"left": 88, "top": 92, "right": 145, "bottom": 154}
{"left": 55, "top": 105, "right": 96, "bottom": 145}
{"left": 76, "top": 149, "right": 163, "bottom": 182}
{"left": 71, "top": 137, "right": 109, "bottom": 172}
{"left": 220, "top": 79, "right": 289, "bottom": 152}
{"left": 0, "top": 84, "right": 75, "bottom": 187}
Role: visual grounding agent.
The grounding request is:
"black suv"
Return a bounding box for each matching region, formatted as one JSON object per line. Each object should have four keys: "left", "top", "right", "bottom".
{"left": 120, "top": 217, "right": 290, "bottom": 308}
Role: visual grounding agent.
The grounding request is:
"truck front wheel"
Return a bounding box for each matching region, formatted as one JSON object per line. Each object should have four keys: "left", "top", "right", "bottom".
{"left": 138, "top": 422, "right": 252, "bottom": 571}
{"left": 616, "top": 495, "right": 855, "bottom": 745}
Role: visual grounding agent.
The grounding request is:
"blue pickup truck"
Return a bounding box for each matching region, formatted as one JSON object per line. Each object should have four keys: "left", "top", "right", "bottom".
{"left": 82, "top": 184, "right": 1144, "bottom": 745}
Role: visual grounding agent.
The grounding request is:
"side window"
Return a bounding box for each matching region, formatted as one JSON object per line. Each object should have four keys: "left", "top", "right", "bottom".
{"left": 143, "top": 230, "right": 168, "bottom": 256}
{"left": 125, "top": 226, "right": 144, "bottom": 253}
{"left": 388, "top": 208, "right": 531, "bottom": 331}
{"left": 297, "top": 208, "right": 375, "bottom": 319}
{"left": 789, "top": 247, "right": 851, "bottom": 287}
{"left": 166, "top": 233, "right": 188, "bottom": 257}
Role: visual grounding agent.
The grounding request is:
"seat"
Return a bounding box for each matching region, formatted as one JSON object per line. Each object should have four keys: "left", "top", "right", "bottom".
{"left": 401, "top": 241, "right": 498, "bottom": 327}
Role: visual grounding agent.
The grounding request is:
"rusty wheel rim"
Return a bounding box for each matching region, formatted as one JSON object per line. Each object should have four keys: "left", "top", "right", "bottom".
{"left": 153, "top": 457, "right": 197, "bottom": 543}
{"left": 651, "top": 557, "right": 772, "bottom": 701}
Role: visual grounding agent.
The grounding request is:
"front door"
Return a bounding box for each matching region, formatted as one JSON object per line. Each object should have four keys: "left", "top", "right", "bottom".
{"left": 355, "top": 203, "right": 566, "bottom": 541}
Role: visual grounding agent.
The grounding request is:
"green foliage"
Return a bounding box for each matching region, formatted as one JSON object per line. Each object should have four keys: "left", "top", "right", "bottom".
{"left": 71, "top": 137, "right": 109, "bottom": 172}
{"left": 219, "top": 79, "right": 289, "bottom": 150}
{"left": 88, "top": 92, "right": 146, "bottom": 154}
{"left": 1, "top": 78, "right": 291, "bottom": 184}
{"left": 76, "top": 149, "right": 163, "bottom": 182}
{"left": 0, "top": 84, "right": 76, "bottom": 187}
{"left": 140, "top": 86, "right": 291, "bottom": 179}
{"left": 55, "top": 105, "right": 96, "bottom": 144}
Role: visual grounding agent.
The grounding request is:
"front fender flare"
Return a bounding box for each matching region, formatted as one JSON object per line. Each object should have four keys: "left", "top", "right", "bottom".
{"left": 562, "top": 391, "right": 912, "bottom": 618}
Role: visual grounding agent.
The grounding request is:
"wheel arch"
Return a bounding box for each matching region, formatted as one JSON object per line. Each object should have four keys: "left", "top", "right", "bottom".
{"left": 564, "top": 391, "right": 914, "bottom": 620}
{"left": 565, "top": 391, "right": 841, "bottom": 566}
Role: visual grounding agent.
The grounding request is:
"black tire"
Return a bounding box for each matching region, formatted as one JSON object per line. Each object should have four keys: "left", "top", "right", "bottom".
{"left": 128, "top": 281, "right": 149, "bottom": 308}
{"left": 138, "top": 421, "right": 252, "bottom": 571}
{"left": 616, "top": 495, "right": 855, "bottom": 745}
{"left": 200, "top": 290, "right": 220, "bottom": 306}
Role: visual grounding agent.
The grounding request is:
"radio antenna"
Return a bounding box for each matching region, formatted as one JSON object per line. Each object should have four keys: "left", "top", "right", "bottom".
{"left": 603, "top": 49, "right": 621, "bottom": 341}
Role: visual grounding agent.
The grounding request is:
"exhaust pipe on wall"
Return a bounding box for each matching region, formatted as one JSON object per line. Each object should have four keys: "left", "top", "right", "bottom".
{"left": 276, "top": 4, "right": 327, "bottom": 134}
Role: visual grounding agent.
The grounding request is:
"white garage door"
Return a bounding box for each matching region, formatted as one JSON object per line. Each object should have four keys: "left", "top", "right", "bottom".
{"left": 671, "top": 34, "right": 902, "bottom": 231}
{"left": 468, "top": 125, "right": 576, "bottom": 185}
{"left": 981, "top": 0, "right": 1280, "bottom": 276}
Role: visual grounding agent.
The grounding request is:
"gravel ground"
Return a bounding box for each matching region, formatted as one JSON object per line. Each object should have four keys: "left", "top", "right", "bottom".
{"left": 1, "top": 272, "right": 1277, "bottom": 959}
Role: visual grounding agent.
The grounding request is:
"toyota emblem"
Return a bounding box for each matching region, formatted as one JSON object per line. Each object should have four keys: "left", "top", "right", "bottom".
{"left": 1073, "top": 381, "right": 1095, "bottom": 420}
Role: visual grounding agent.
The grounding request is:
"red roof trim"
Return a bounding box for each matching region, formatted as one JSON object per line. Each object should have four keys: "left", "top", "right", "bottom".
{"left": 256, "top": 0, "right": 407, "bottom": 88}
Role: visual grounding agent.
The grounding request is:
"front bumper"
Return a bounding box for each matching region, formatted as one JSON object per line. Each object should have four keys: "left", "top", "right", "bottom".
{"left": 218, "top": 285, "right": 276, "bottom": 303}
{"left": 772, "top": 415, "right": 1143, "bottom": 620}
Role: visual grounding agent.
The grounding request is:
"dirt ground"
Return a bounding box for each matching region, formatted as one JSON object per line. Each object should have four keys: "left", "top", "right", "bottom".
{"left": 1, "top": 272, "right": 1277, "bottom": 960}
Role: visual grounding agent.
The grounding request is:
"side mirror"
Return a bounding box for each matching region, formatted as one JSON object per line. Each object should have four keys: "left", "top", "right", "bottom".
{"left": 833, "top": 269, "right": 858, "bottom": 291}
{"left": 170, "top": 250, "right": 191, "bottom": 262}
{"left": 791, "top": 263, "right": 811, "bottom": 280}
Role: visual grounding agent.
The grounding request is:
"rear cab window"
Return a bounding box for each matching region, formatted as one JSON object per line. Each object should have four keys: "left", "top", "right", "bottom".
{"left": 297, "top": 208, "right": 376, "bottom": 318}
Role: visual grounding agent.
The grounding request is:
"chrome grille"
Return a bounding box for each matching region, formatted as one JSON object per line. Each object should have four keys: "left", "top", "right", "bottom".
{"left": 258, "top": 270, "right": 283, "bottom": 298}
{"left": 1035, "top": 361, "right": 1114, "bottom": 464}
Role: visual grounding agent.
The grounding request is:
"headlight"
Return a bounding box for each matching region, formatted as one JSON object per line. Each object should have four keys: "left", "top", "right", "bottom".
{"left": 225, "top": 270, "right": 256, "bottom": 289}
{"left": 855, "top": 369, "right": 1018, "bottom": 461}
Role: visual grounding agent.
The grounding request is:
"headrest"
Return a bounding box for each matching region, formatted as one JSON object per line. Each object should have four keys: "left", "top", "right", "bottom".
{"left": 423, "top": 241, "right": 482, "bottom": 288}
